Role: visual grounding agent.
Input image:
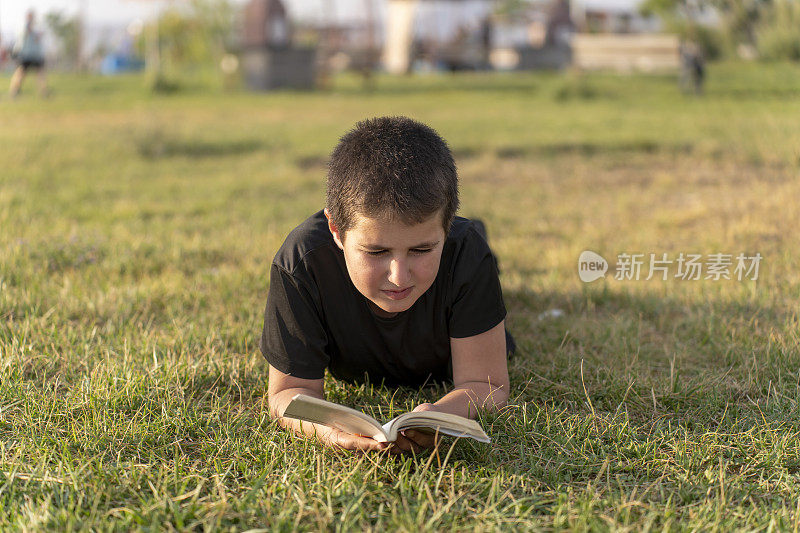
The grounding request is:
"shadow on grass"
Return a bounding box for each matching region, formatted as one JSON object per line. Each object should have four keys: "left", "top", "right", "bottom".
{"left": 137, "top": 137, "right": 265, "bottom": 160}
{"left": 292, "top": 141, "right": 694, "bottom": 173}
{"left": 295, "top": 155, "right": 328, "bottom": 171}
{"left": 457, "top": 141, "right": 695, "bottom": 163}
{"left": 709, "top": 87, "right": 800, "bottom": 100}
{"left": 503, "top": 285, "right": 799, "bottom": 416}
{"left": 328, "top": 76, "right": 541, "bottom": 97}
{"left": 495, "top": 140, "right": 695, "bottom": 159}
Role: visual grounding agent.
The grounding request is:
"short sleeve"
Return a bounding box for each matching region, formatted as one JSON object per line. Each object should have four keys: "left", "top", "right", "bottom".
{"left": 448, "top": 226, "right": 507, "bottom": 339}
{"left": 260, "top": 263, "right": 330, "bottom": 379}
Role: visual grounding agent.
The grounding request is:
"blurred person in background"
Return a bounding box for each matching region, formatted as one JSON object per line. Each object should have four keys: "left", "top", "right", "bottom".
{"left": 9, "top": 10, "right": 50, "bottom": 99}
{"left": 679, "top": 39, "right": 705, "bottom": 95}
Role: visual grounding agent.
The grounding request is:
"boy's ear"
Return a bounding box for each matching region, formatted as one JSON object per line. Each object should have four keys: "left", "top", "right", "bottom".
{"left": 324, "top": 208, "right": 345, "bottom": 250}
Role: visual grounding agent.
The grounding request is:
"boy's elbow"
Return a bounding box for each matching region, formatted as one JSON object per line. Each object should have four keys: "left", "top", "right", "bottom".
{"left": 267, "top": 390, "right": 289, "bottom": 421}
{"left": 461, "top": 380, "right": 509, "bottom": 411}
{"left": 487, "top": 384, "right": 509, "bottom": 410}
{"left": 268, "top": 399, "right": 297, "bottom": 433}
{"left": 267, "top": 396, "right": 281, "bottom": 421}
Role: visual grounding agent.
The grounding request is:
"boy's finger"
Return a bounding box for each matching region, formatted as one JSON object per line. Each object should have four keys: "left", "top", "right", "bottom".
{"left": 391, "top": 435, "right": 422, "bottom": 454}
{"left": 328, "top": 429, "right": 388, "bottom": 452}
{"left": 388, "top": 444, "right": 405, "bottom": 456}
{"left": 344, "top": 434, "right": 387, "bottom": 452}
{"left": 403, "top": 429, "right": 437, "bottom": 449}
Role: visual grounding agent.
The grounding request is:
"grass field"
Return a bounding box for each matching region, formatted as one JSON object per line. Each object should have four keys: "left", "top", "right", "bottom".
{"left": 1, "top": 62, "right": 800, "bottom": 530}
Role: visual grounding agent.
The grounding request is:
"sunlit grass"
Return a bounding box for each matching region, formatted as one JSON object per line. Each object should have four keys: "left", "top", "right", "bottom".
{"left": 1, "top": 62, "right": 799, "bottom": 530}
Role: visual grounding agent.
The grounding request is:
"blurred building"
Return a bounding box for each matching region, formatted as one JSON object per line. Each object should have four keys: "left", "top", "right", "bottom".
{"left": 383, "top": 0, "right": 574, "bottom": 73}
{"left": 570, "top": 1, "right": 677, "bottom": 71}
{"left": 490, "top": 0, "right": 573, "bottom": 70}
{"left": 489, "top": 0, "right": 676, "bottom": 72}
{"left": 241, "top": 0, "right": 316, "bottom": 90}
{"left": 239, "top": 0, "right": 674, "bottom": 76}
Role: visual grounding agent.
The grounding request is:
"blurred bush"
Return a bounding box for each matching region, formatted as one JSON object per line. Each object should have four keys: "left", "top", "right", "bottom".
{"left": 138, "top": 0, "right": 236, "bottom": 72}
{"left": 640, "top": 0, "right": 726, "bottom": 59}
{"left": 44, "top": 10, "right": 81, "bottom": 70}
{"left": 756, "top": 0, "right": 800, "bottom": 60}
{"left": 683, "top": 24, "right": 727, "bottom": 61}
{"left": 640, "top": 0, "right": 800, "bottom": 61}
{"left": 552, "top": 72, "right": 604, "bottom": 101}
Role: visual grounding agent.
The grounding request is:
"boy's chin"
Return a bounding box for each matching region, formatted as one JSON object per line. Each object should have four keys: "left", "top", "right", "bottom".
{"left": 369, "top": 296, "right": 416, "bottom": 317}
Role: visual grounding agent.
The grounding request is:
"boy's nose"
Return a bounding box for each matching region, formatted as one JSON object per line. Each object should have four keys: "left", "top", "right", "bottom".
{"left": 388, "top": 258, "right": 411, "bottom": 287}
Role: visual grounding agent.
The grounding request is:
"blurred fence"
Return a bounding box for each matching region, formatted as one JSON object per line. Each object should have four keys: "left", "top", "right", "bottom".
{"left": 572, "top": 34, "right": 680, "bottom": 72}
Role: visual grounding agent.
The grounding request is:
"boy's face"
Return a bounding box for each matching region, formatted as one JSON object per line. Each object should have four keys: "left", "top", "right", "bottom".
{"left": 325, "top": 209, "right": 446, "bottom": 317}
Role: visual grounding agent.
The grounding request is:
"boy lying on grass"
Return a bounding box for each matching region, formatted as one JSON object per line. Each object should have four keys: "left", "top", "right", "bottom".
{"left": 261, "top": 116, "right": 515, "bottom": 455}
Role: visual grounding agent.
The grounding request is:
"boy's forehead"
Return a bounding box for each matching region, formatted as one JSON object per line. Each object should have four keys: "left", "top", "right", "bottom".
{"left": 349, "top": 211, "right": 445, "bottom": 245}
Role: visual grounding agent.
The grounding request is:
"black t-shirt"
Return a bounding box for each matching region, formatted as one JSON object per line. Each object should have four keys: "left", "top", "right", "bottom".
{"left": 259, "top": 210, "right": 507, "bottom": 387}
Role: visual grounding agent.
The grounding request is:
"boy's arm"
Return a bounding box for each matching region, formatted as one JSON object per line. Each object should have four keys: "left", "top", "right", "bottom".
{"left": 417, "top": 320, "right": 510, "bottom": 419}
{"left": 400, "top": 320, "right": 509, "bottom": 451}
{"left": 267, "top": 365, "right": 388, "bottom": 452}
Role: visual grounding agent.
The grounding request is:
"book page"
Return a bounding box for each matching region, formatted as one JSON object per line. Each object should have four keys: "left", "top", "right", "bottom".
{"left": 383, "top": 412, "right": 491, "bottom": 444}
{"left": 282, "top": 394, "right": 389, "bottom": 442}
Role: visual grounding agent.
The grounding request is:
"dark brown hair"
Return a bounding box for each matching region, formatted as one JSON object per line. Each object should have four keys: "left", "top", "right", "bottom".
{"left": 326, "top": 116, "right": 459, "bottom": 237}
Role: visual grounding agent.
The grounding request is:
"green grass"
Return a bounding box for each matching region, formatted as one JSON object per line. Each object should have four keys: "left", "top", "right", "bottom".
{"left": 1, "top": 62, "right": 800, "bottom": 530}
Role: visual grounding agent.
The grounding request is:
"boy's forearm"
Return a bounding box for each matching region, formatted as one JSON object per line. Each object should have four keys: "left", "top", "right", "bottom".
{"left": 268, "top": 387, "right": 336, "bottom": 442}
{"left": 432, "top": 381, "right": 509, "bottom": 419}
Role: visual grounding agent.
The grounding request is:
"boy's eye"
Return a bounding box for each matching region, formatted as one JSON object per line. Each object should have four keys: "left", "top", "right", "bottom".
{"left": 364, "top": 249, "right": 432, "bottom": 256}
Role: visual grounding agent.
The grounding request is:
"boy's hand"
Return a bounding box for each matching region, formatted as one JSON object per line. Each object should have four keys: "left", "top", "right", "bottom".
{"left": 389, "top": 404, "right": 441, "bottom": 454}
{"left": 320, "top": 427, "right": 390, "bottom": 453}
{"left": 320, "top": 426, "right": 434, "bottom": 455}
{"left": 412, "top": 403, "right": 437, "bottom": 413}
{"left": 390, "top": 429, "right": 439, "bottom": 455}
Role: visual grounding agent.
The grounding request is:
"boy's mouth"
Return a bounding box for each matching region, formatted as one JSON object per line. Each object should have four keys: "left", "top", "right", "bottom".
{"left": 381, "top": 287, "right": 413, "bottom": 300}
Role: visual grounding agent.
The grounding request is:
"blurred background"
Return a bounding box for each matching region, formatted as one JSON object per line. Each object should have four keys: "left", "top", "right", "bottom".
{"left": 0, "top": 0, "right": 796, "bottom": 91}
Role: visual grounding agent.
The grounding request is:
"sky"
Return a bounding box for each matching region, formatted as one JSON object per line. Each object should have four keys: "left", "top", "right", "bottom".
{"left": 1, "top": 1, "right": 189, "bottom": 38}
{"left": 0, "top": 1, "right": 226, "bottom": 39}
{"left": 0, "top": 0, "right": 642, "bottom": 43}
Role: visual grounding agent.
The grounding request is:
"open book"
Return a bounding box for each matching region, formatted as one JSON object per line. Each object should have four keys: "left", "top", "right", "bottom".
{"left": 282, "top": 394, "right": 491, "bottom": 444}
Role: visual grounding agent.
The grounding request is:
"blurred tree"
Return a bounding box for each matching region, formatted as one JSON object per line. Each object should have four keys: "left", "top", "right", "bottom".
{"left": 712, "top": 0, "right": 770, "bottom": 46}
{"left": 45, "top": 10, "right": 81, "bottom": 69}
{"left": 642, "top": 0, "right": 800, "bottom": 60}
{"left": 756, "top": 0, "right": 800, "bottom": 60}
{"left": 156, "top": 10, "right": 199, "bottom": 66}
{"left": 141, "top": 0, "right": 235, "bottom": 69}
{"left": 641, "top": 0, "right": 722, "bottom": 58}
{"left": 191, "top": 0, "right": 237, "bottom": 60}
{"left": 641, "top": 0, "right": 772, "bottom": 55}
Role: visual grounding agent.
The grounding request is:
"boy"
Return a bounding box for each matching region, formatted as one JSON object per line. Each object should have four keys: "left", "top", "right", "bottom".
{"left": 261, "top": 116, "right": 513, "bottom": 454}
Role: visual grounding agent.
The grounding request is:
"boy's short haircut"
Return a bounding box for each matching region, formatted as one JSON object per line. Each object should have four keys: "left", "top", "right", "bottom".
{"left": 326, "top": 116, "right": 459, "bottom": 236}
